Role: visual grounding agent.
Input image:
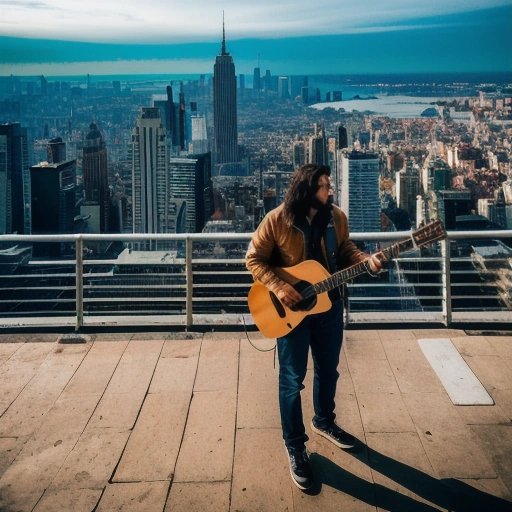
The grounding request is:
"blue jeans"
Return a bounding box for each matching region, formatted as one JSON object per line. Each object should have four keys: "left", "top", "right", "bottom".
{"left": 277, "top": 300, "right": 344, "bottom": 451}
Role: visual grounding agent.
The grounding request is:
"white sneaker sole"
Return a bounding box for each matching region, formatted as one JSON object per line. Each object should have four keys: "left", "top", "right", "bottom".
{"left": 289, "top": 467, "right": 313, "bottom": 490}
{"left": 310, "top": 422, "right": 355, "bottom": 449}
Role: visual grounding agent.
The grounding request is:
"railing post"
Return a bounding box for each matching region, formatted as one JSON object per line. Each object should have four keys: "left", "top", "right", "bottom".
{"left": 185, "top": 236, "right": 193, "bottom": 329}
{"left": 75, "top": 236, "right": 84, "bottom": 332}
{"left": 441, "top": 238, "right": 452, "bottom": 326}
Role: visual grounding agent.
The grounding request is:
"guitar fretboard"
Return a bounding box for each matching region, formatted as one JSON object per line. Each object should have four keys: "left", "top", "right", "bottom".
{"left": 313, "top": 238, "right": 414, "bottom": 295}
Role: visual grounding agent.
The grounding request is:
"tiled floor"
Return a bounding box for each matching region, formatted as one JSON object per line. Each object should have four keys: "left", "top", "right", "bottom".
{"left": 0, "top": 329, "right": 511, "bottom": 511}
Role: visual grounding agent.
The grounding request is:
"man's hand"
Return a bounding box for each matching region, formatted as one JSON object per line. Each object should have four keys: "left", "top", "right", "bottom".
{"left": 276, "top": 283, "right": 303, "bottom": 308}
{"left": 367, "top": 254, "right": 382, "bottom": 274}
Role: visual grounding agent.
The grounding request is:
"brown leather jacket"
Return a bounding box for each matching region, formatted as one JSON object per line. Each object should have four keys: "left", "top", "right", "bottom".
{"left": 245, "top": 203, "right": 367, "bottom": 293}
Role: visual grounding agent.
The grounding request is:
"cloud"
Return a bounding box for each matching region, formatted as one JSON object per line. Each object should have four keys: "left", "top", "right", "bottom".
{"left": 0, "top": 0, "right": 511, "bottom": 42}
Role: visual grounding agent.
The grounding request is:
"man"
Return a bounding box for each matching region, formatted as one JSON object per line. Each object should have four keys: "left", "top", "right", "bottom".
{"left": 246, "top": 164, "right": 381, "bottom": 490}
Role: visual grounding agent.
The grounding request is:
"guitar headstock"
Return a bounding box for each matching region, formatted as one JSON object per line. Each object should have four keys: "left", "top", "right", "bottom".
{"left": 412, "top": 220, "right": 446, "bottom": 248}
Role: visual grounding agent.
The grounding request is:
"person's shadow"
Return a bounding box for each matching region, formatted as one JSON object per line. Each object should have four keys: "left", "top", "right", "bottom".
{"left": 305, "top": 439, "right": 511, "bottom": 511}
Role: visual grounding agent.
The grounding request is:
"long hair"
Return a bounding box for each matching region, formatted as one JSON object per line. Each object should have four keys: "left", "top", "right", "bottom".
{"left": 283, "top": 164, "right": 331, "bottom": 225}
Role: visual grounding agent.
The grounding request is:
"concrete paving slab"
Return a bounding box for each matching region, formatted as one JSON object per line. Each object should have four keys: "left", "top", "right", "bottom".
{"left": 0, "top": 343, "right": 91, "bottom": 437}
{"left": 87, "top": 392, "right": 143, "bottom": 430}
{"left": 0, "top": 342, "right": 55, "bottom": 414}
{"left": 464, "top": 355, "right": 512, "bottom": 392}
{"left": 386, "top": 354, "right": 445, "bottom": 394}
{"left": 102, "top": 339, "right": 163, "bottom": 396}
{"left": 238, "top": 348, "right": 278, "bottom": 392}
{"left": 348, "top": 358, "right": 400, "bottom": 394}
{"left": 239, "top": 335, "right": 276, "bottom": 356}
{"left": 49, "top": 427, "right": 130, "bottom": 491}
{"left": 418, "top": 339, "right": 494, "bottom": 405}
{"left": 0, "top": 394, "right": 100, "bottom": 512}
{"left": 63, "top": 340, "right": 128, "bottom": 395}
{"left": 415, "top": 426, "right": 496, "bottom": 479}
{"left": 160, "top": 339, "right": 201, "bottom": 358}
{"left": 113, "top": 392, "right": 191, "bottom": 482}
{"left": 365, "top": 432, "right": 446, "bottom": 511}
{"left": 493, "top": 389, "right": 512, "bottom": 421}
{"left": 334, "top": 392, "right": 366, "bottom": 441}
{"left": 149, "top": 353, "right": 199, "bottom": 393}
{"left": 346, "top": 329, "right": 381, "bottom": 340}
{"left": 403, "top": 392, "right": 496, "bottom": 478}
{"left": 174, "top": 389, "right": 236, "bottom": 482}
{"left": 451, "top": 336, "right": 497, "bottom": 357}
{"left": 470, "top": 425, "right": 512, "bottom": 496}
{"left": 203, "top": 330, "right": 242, "bottom": 340}
{"left": 412, "top": 329, "right": 467, "bottom": 338}
{"left": 32, "top": 488, "right": 102, "bottom": 512}
{"left": 440, "top": 478, "right": 512, "bottom": 511}
{"left": 294, "top": 482, "right": 376, "bottom": 512}
{"left": 231, "top": 428, "right": 293, "bottom": 512}
{"left": 380, "top": 333, "right": 425, "bottom": 359}
{"left": 237, "top": 387, "right": 281, "bottom": 429}
{"left": 194, "top": 339, "right": 239, "bottom": 392}
{"left": 485, "top": 336, "right": 512, "bottom": 358}
{"left": 0, "top": 436, "right": 27, "bottom": 475}
{"left": 96, "top": 482, "right": 170, "bottom": 512}
{"left": 455, "top": 403, "right": 511, "bottom": 426}
{"left": 305, "top": 390, "right": 373, "bottom": 486}
{"left": 339, "top": 353, "right": 356, "bottom": 395}
{"left": 357, "top": 392, "right": 416, "bottom": 433}
{"left": 378, "top": 329, "right": 416, "bottom": 341}
{"left": 237, "top": 342, "right": 279, "bottom": 429}
{"left": 164, "top": 481, "right": 231, "bottom": 512}
{"left": 459, "top": 478, "right": 512, "bottom": 502}
{"left": 402, "top": 391, "right": 461, "bottom": 427}
{"left": 344, "top": 333, "right": 387, "bottom": 360}
{"left": 0, "top": 342, "right": 23, "bottom": 365}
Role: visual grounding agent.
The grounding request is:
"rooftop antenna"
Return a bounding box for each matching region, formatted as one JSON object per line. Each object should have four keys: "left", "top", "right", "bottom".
{"left": 221, "top": 11, "right": 227, "bottom": 55}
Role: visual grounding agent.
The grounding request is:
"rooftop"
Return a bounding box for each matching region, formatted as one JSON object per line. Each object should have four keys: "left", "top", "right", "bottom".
{"left": 0, "top": 327, "right": 510, "bottom": 511}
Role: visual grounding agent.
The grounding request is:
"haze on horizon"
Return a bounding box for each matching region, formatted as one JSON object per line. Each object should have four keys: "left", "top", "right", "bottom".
{"left": 0, "top": 0, "right": 511, "bottom": 76}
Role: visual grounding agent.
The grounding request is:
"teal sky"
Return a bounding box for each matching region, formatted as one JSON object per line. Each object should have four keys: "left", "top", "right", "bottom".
{"left": 0, "top": 3, "right": 511, "bottom": 75}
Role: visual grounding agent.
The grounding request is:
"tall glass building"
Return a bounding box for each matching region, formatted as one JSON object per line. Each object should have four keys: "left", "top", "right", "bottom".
{"left": 338, "top": 150, "right": 381, "bottom": 233}
{"left": 131, "top": 107, "right": 170, "bottom": 234}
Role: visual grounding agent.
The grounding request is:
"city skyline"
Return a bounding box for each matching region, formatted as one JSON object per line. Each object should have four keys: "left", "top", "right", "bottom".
{"left": 0, "top": 2, "right": 511, "bottom": 75}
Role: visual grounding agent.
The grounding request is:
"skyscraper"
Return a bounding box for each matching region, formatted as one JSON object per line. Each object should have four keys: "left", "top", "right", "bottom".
{"left": 169, "top": 154, "right": 212, "bottom": 233}
{"left": 306, "top": 124, "right": 328, "bottom": 166}
{"left": 338, "top": 151, "right": 381, "bottom": 233}
{"left": 47, "top": 137, "right": 66, "bottom": 163}
{"left": 131, "top": 107, "right": 170, "bottom": 235}
{"left": 396, "top": 159, "right": 420, "bottom": 223}
{"left": 31, "top": 158, "right": 76, "bottom": 256}
{"left": 0, "top": 123, "right": 30, "bottom": 234}
{"left": 82, "top": 123, "right": 110, "bottom": 233}
{"left": 253, "top": 67, "right": 261, "bottom": 91}
{"left": 213, "top": 19, "right": 238, "bottom": 165}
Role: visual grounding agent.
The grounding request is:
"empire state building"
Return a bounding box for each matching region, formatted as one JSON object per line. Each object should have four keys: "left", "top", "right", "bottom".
{"left": 213, "top": 21, "right": 239, "bottom": 165}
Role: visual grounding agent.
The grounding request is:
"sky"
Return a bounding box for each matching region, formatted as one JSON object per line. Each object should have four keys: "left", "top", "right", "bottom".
{"left": 0, "top": 0, "right": 511, "bottom": 76}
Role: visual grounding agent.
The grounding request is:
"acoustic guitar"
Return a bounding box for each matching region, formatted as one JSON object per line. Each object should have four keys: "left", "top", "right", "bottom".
{"left": 247, "top": 220, "right": 446, "bottom": 338}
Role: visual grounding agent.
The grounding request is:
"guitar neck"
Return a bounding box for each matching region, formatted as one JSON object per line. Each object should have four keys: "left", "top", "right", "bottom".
{"left": 314, "top": 238, "right": 414, "bottom": 294}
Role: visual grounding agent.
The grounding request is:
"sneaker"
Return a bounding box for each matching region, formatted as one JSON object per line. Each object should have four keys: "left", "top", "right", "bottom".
{"left": 311, "top": 420, "right": 355, "bottom": 449}
{"left": 287, "top": 447, "right": 313, "bottom": 490}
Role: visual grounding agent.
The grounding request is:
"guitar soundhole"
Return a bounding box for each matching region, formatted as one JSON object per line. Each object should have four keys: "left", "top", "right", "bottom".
{"left": 269, "top": 291, "right": 286, "bottom": 318}
{"left": 291, "top": 281, "right": 317, "bottom": 312}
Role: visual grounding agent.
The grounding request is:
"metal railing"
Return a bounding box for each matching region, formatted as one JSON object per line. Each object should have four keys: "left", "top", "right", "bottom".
{"left": 0, "top": 230, "right": 511, "bottom": 331}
